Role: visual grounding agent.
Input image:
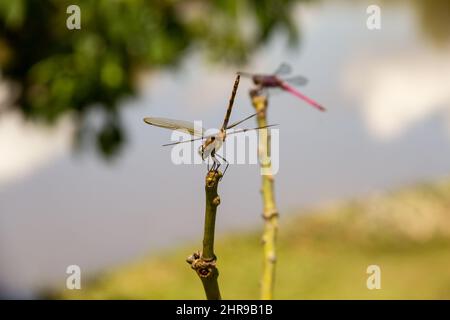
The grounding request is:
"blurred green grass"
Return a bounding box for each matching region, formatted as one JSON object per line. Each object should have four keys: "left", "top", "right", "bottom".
{"left": 60, "top": 180, "right": 450, "bottom": 299}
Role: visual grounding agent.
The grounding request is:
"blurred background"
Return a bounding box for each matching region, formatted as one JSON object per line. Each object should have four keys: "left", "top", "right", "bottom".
{"left": 1, "top": 0, "right": 450, "bottom": 299}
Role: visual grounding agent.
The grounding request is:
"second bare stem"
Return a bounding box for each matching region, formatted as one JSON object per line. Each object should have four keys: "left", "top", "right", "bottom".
{"left": 250, "top": 90, "right": 279, "bottom": 300}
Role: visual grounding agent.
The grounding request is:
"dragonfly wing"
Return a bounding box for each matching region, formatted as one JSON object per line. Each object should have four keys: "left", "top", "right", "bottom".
{"left": 226, "top": 124, "right": 279, "bottom": 136}
{"left": 226, "top": 112, "right": 262, "bottom": 130}
{"left": 284, "top": 75, "right": 309, "bottom": 86}
{"left": 263, "top": 86, "right": 283, "bottom": 97}
{"left": 143, "top": 117, "right": 205, "bottom": 137}
{"left": 273, "top": 63, "right": 292, "bottom": 76}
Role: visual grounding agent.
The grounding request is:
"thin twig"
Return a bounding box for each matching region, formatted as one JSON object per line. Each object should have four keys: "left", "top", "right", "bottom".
{"left": 187, "top": 170, "right": 222, "bottom": 300}
{"left": 250, "top": 89, "right": 279, "bottom": 300}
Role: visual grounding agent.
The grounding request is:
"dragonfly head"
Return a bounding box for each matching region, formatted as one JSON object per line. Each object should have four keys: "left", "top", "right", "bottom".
{"left": 218, "top": 130, "right": 226, "bottom": 141}
{"left": 198, "top": 144, "right": 205, "bottom": 159}
{"left": 252, "top": 75, "right": 264, "bottom": 86}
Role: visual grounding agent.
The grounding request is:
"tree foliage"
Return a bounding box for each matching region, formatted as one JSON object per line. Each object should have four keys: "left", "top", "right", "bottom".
{"left": 0, "top": 0, "right": 299, "bottom": 157}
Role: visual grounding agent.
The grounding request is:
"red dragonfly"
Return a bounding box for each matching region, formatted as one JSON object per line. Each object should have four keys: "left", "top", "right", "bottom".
{"left": 238, "top": 63, "right": 326, "bottom": 112}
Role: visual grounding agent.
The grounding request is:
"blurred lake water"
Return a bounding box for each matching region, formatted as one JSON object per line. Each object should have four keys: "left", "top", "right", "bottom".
{"left": 1, "top": 0, "right": 450, "bottom": 297}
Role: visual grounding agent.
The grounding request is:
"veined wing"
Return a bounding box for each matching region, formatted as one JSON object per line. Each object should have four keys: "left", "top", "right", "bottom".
{"left": 161, "top": 134, "right": 212, "bottom": 147}
{"left": 273, "top": 62, "right": 292, "bottom": 76}
{"left": 284, "top": 75, "right": 309, "bottom": 86}
{"left": 162, "top": 124, "right": 279, "bottom": 147}
{"left": 143, "top": 117, "right": 205, "bottom": 137}
{"left": 226, "top": 124, "right": 278, "bottom": 135}
{"left": 226, "top": 111, "right": 263, "bottom": 130}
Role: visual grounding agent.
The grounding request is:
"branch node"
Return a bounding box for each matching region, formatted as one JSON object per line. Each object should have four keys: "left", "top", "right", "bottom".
{"left": 188, "top": 169, "right": 222, "bottom": 300}
{"left": 262, "top": 210, "right": 279, "bottom": 220}
{"left": 186, "top": 251, "right": 201, "bottom": 264}
{"left": 206, "top": 170, "right": 222, "bottom": 187}
{"left": 187, "top": 252, "right": 218, "bottom": 278}
{"left": 212, "top": 196, "right": 221, "bottom": 206}
{"left": 268, "top": 254, "right": 277, "bottom": 263}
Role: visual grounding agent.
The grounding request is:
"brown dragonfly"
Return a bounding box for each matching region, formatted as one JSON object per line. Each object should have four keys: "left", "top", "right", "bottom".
{"left": 238, "top": 63, "right": 326, "bottom": 112}
{"left": 143, "top": 75, "right": 277, "bottom": 174}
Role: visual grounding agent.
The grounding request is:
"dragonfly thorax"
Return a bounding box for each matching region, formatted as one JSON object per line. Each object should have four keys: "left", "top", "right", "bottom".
{"left": 253, "top": 75, "right": 282, "bottom": 88}
{"left": 198, "top": 135, "right": 223, "bottom": 160}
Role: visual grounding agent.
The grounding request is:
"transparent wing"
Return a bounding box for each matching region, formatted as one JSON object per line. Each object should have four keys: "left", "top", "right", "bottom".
{"left": 226, "top": 124, "right": 278, "bottom": 136}
{"left": 162, "top": 135, "right": 210, "bottom": 147}
{"left": 143, "top": 117, "right": 204, "bottom": 137}
{"left": 273, "top": 63, "right": 292, "bottom": 76}
{"left": 163, "top": 124, "right": 279, "bottom": 147}
{"left": 265, "top": 87, "right": 283, "bottom": 96}
{"left": 284, "top": 75, "right": 309, "bottom": 86}
{"left": 226, "top": 112, "right": 259, "bottom": 130}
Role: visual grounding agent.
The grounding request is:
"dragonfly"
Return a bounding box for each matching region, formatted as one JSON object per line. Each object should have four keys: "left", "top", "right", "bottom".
{"left": 238, "top": 63, "right": 326, "bottom": 112}
{"left": 143, "top": 74, "right": 277, "bottom": 175}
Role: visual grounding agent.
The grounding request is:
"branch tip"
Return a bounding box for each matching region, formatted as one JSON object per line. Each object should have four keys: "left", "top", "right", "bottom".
{"left": 188, "top": 169, "right": 222, "bottom": 300}
{"left": 206, "top": 170, "right": 222, "bottom": 187}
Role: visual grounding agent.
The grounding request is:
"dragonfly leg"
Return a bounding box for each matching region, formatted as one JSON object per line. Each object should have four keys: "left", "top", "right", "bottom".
{"left": 210, "top": 150, "right": 221, "bottom": 172}
{"left": 212, "top": 156, "right": 220, "bottom": 171}
{"left": 216, "top": 154, "right": 229, "bottom": 176}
